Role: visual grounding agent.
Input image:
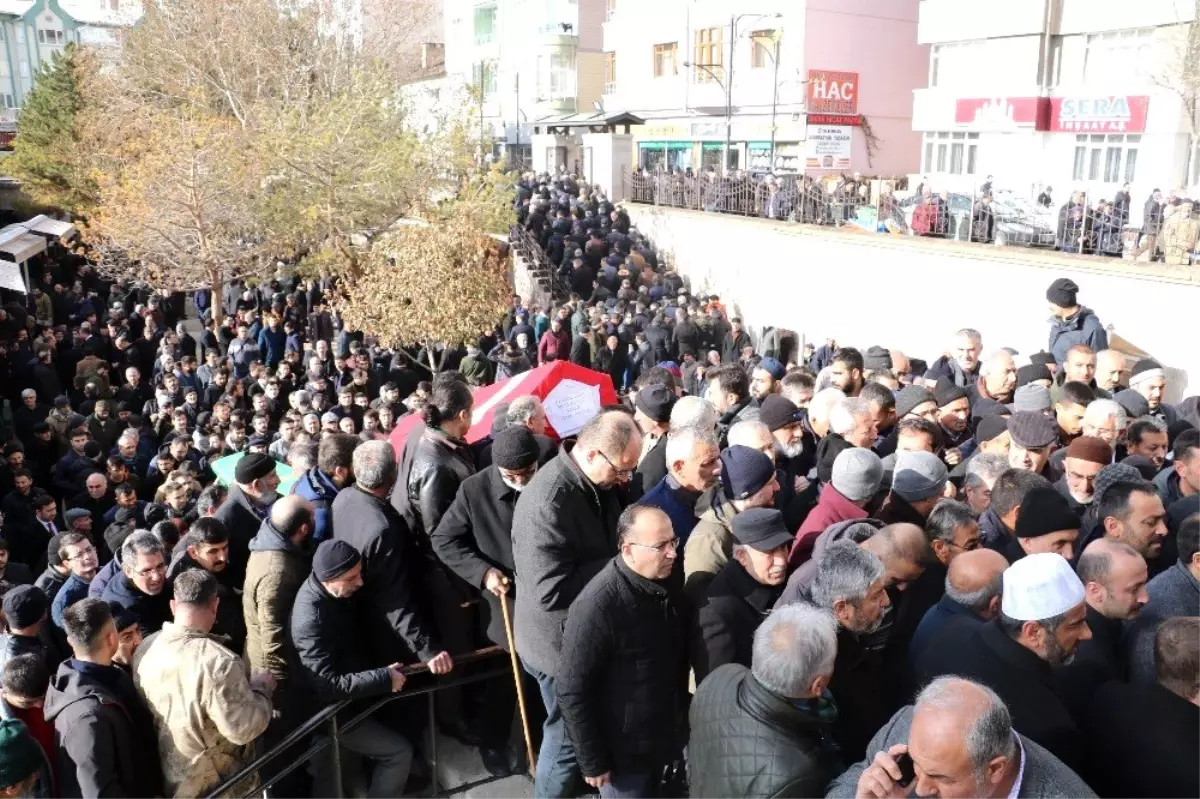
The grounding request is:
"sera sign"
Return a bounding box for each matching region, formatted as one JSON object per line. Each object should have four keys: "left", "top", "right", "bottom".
{"left": 1049, "top": 96, "right": 1149, "bottom": 133}
{"left": 808, "top": 70, "right": 859, "bottom": 116}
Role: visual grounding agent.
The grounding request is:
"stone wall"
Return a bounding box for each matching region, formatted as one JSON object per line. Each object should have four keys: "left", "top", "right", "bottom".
{"left": 624, "top": 204, "right": 1200, "bottom": 401}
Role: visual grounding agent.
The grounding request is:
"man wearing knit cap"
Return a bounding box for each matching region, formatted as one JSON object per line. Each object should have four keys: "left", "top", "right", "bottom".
{"left": 692, "top": 508, "right": 793, "bottom": 682}
{"left": 1016, "top": 362, "right": 1053, "bottom": 390}
{"left": 862, "top": 345, "right": 892, "bottom": 376}
{"left": 791, "top": 448, "right": 883, "bottom": 569}
{"left": 631, "top": 383, "right": 675, "bottom": 497}
{"left": 915, "top": 552, "right": 1090, "bottom": 770}
{"left": 0, "top": 718, "right": 45, "bottom": 796}
{"left": 1, "top": 586, "right": 49, "bottom": 664}
{"left": 894, "top": 385, "right": 939, "bottom": 425}
{"left": 1008, "top": 410, "right": 1060, "bottom": 481}
{"left": 1046, "top": 277, "right": 1108, "bottom": 366}
{"left": 1055, "top": 436, "right": 1112, "bottom": 518}
{"left": 932, "top": 378, "right": 972, "bottom": 457}
{"left": 1128, "top": 358, "right": 1179, "bottom": 425}
{"left": 684, "top": 446, "right": 779, "bottom": 600}
{"left": 1007, "top": 486, "right": 1081, "bottom": 565}
{"left": 878, "top": 450, "right": 948, "bottom": 527}
{"left": 432, "top": 425, "right": 545, "bottom": 774}
{"left": 214, "top": 451, "right": 281, "bottom": 587}
{"left": 291, "top": 540, "right": 415, "bottom": 797}
{"left": 1011, "top": 383, "right": 1052, "bottom": 415}
{"left": 749, "top": 357, "right": 786, "bottom": 402}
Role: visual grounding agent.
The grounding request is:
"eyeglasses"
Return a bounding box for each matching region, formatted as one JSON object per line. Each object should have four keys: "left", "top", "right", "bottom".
{"left": 66, "top": 546, "right": 96, "bottom": 561}
{"left": 598, "top": 451, "right": 635, "bottom": 478}
{"left": 946, "top": 539, "right": 981, "bottom": 552}
{"left": 134, "top": 563, "right": 167, "bottom": 578}
{"left": 629, "top": 537, "right": 680, "bottom": 553}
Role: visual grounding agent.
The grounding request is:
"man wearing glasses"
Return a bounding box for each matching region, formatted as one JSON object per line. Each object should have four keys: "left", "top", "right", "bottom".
{"left": 50, "top": 533, "right": 101, "bottom": 628}
{"left": 512, "top": 410, "right": 641, "bottom": 798}
{"left": 557, "top": 505, "right": 689, "bottom": 798}
{"left": 102, "top": 530, "right": 171, "bottom": 637}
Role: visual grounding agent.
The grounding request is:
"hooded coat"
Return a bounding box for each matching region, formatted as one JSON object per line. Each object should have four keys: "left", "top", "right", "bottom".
{"left": 1048, "top": 308, "right": 1108, "bottom": 366}
{"left": 242, "top": 517, "right": 311, "bottom": 689}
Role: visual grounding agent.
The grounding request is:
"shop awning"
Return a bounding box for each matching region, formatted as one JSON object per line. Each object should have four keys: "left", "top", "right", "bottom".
{"left": 0, "top": 260, "right": 25, "bottom": 292}
{"left": 0, "top": 227, "right": 48, "bottom": 265}
{"left": 639, "top": 141, "right": 692, "bottom": 151}
{"left": 23, "top": 214, "right": 76, "bottom": 240}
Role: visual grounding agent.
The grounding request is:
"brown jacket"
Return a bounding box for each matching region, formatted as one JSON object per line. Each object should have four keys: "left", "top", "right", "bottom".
{"left": 683, "top": 493, "right": 740, "bottom": 603}
{"left": 242, "top": 519, "right": 310, "bottom": 692}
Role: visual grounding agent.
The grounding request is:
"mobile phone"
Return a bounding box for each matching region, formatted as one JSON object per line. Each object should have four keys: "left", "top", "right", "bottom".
{"left": 894, "top": 753, "right": 916, "bottom": 787}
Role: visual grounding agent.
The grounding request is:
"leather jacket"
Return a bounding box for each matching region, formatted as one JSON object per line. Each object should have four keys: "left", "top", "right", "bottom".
{"left": 406, "top": 427, "right": 476, "bottom": 541}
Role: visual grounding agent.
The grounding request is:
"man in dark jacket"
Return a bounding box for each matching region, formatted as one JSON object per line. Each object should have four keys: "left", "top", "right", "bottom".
{"left": 1085, "top": 616, "right": 1199, "bottom": 799}
{"left": 719, "top": 318, "right": 752, "bottom": 364}
{"left": 44, "top": 598, "right": 162, "bottom": 798}
{"left": 100, "top": 530, "right": 171, "bottom": 637}
{"left": 165, "top": 517, "right": 247, "bottom": 654}
{"left": 688, "top": 603, "right": 841, "bottom": 799}
{"left": 512, "top": 411, "right": 640, "bottom": 797}
{"left": 290, "top": 540, "right": 413, "bottom": 797}
{"left": 332, "top": 441, "right": 451, "bottom": 674}
{"left": 290, "top": 432, "right": 356, "bottom": 544}
{"left": 691, "top": 508, "right": 790, "bottom": 683}
{"left": 1046, "top": 278, "right": 1108, "bottom": 366}
{"left": 431, "top": 426, "right": 542, "bottom": 775}
{"left": 213, "top": 452, "right": 281, "bottom": 588}
{"left": 557, "top": 505, "right": 689, "bottom": 797}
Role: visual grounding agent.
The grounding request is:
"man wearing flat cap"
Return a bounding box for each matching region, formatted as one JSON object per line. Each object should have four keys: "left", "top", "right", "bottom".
{"left": 431, "top": 426, "right": 544, "bottom": 776}
{"left": 915, "top": 553, "right": 1091, "bottom": 771}
{"left": 692, "top": 508, "right": 791, "bottom": 682}
{"left": 1046, "top": 277, "right": 1108, "bottom": 366}
{"left": 631, "top": 383, "right": 675, "bottom": 498}
{"left": 1055, "top": 436, "right": 1111, "bottom": 518}
{"left": 1008, "top": 410, "right": 1061, "bottom": 482}
{"left": 213, "top": 451, "right": 281, "bottom": 586}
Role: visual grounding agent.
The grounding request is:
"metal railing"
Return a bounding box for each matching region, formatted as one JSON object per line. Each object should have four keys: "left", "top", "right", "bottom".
{"left": 204, "top": 646, "right": 509, "bottom": 799}
{"left": 622, "top": 169, "right": 1200, "bottom": 266}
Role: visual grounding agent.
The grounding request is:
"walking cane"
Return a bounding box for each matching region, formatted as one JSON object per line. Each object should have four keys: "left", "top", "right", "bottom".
{"left": 500, "top": 587, "right": 537, "bottom": 779}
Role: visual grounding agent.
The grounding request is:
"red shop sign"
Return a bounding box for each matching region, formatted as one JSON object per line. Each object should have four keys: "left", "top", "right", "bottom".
{"left": 954, "top": 97, "right": 1050, "bottom": 129}
{"left": 808, "top": 70, "right": 859, "bottom": 116}
{"left": 806, "top": 113, "right": 862, "bottom": 126}
{"left": 1048, "top": 96, "right": 1149, "bottom": 133}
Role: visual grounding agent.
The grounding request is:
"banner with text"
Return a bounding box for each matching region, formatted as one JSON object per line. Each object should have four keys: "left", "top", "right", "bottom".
{"left": 805, "top": 125, "right": 853, "bottom": 170}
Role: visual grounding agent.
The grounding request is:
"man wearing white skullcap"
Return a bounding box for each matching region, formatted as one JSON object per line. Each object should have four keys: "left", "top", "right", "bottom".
{"left": 913, "top": 553, "right": 1091, "bottom": 771}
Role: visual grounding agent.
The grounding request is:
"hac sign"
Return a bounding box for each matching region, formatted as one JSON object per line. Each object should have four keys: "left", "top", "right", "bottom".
{"left": 808, "top": 70, "right": 859, "bottom": 116}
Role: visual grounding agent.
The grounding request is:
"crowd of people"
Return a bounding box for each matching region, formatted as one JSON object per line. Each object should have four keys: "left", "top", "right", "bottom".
{"left": 0, "top": 171, "right": 1196, "bottom": 799}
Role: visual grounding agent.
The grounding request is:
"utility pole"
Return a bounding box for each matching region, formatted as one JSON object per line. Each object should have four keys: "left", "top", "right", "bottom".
{"left": 514, "top": 73, "right": 520, "bottom": 170}
{"left": 724, "top": 14, "right": 735, "bottom": 175}
{"left": 770, "top": 31, "right": 780, "bottom": 173}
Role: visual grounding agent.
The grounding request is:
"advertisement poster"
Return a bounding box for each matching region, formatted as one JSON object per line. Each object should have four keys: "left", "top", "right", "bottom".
{"left": 805, "top": 125, "right": 852, "bottom": 170}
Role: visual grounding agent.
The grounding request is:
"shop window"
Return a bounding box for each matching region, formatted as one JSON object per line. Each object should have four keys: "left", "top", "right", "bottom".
{"left": 921, "top": 131, "right": 979, "bottom": 176}
{"left": 1072, "top": 133, "right": 1139, "bottom": 183}
{"left": 653, "top": 43, "right": 677, "bottom": 78}
{"left": 693, "top": 27, "right": 724, "bottom": 83}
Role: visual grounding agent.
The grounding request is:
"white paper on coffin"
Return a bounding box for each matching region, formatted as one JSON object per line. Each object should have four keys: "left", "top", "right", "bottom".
{"left": 542, "top": 378, "right": 602, "bottom": 437}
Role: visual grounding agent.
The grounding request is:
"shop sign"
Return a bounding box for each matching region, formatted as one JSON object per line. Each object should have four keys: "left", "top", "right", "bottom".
{"left": 805, "top": 125, "right": 852, "bottom": 170}
{"left": 1049, "top": 96, "right": 1149, "bottom": 133}
{"left": 806, "top": 113, "right": 862, "bottom": 127}
{"left": 808, "top": 70, "right": 859, "bottom": 116}
{"left": 954, "top": 97, "right": 1050, "bottom": 130}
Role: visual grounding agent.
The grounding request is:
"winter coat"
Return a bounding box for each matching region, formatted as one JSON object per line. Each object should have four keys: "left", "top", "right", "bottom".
{"left": 512, "top": 445, "right": 624, "bottom": 677}
{"left": 780, "top": 518, "right": 884, "bottom": 606}
{"left": 630, "top": 434, "right": 667, "bottom": 500}
{"left": 101, "top": 572, "right": 172, "bottom": 638}
{"left": 255, "top": 326, "right": 286, "bottom": 367}
{"left": 691, "top": 558, "right": 781, "bottom": 683}
{"left": 289, "top": 466, "right": 339, "bottom": 544}
{"left": 1085, "top": 679, "right": 1198, "bottom": 798}
{"left": 688, "top": 664, "right": 841, "bottom": 799}
{"left": 638, "top": 476, "right": 706, "bottom": 545}
{"left": 332, "top": 485, "right": 440, "bottom": 663}
{"left": 1124, "top": 561, "right": 1200, "bottom": 684}
{"left": 166, "top": 552, "right": 246, "bottom": 654}
{"left": 43, "top": 659, "right": 163, "bottom": 799}
{"left": 431, "top": 466, "right": 520, "bottom": 649}
{"left": 406, "top": 428, "right": 476, "bottom": 542}
{"left": 1142, "top": 195, "right": 1163, "bottom": 234}
{"left": 1048, "top": 307, "right": 1108, "bottom": 366}
{"left": 909, "top": 593, "right": 984, "bottom": 668}
{"left": 720, "top": 331, "right": 752, "bottom": 365}
{"left": 682, "top": 491, "right": 740, "bottom": 602}
{"left": 716, "top": 398, "right": 760, "bottom": 450}
{"left": 34, "top": 566, "right": 69, "bottom": 603}
{"left": 1160, "top": 211, "right": 1200, "bottom": 264}
{"left": 827, "top": 625, "right": 890, "bottom": 762}
{"left": 537, "top": 329, "right": 570, "bottom": 364}
{"left": 1053, "top": 606, "right": 1124, "bottom": 723}
{"left": 672, "top": 320, "right": 703, "bottom": 358}
{"left": 243, "top": 518, "right": 310, "bottom": 689}
{"left": 557, "top": 557, "right": 690, "bottom": 778}
{"left": 212, "top": 482, "right": 270, "bottom": 588}
{"left": 789, "top": 486, "right": 869, "bottom": 570}
{"left": 914, "top": 617, "right": 1085, "bottom": 771}
{"left": 827, "top": 705, "right": 1096, "bottom": 799}
{"left": 133, "top": 623, "right": 273, "bottom": 798}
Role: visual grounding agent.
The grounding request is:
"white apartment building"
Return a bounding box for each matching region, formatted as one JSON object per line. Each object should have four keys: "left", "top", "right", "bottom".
{"left": 913, "top": 0, "right": 1199, "bottom": 207}
{"left": 600, "top": 0, "right": 928, "bottom": 177}
{"left": 442, "top": 0, "right": 606, "bottom": 165}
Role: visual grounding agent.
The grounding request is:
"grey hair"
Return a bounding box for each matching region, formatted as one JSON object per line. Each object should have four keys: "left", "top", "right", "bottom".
{"left": 669, "top": 396, "right": 718, "bottom": 432}
{"left": 506, "top": 395, "right": 543, "bottom": 426}
{"left": 916, "top": 677, "right": 1017, "bottom": 780}
{"left": 117, "top": 430, "right": 139, "bottom": 445}
{"left": 807, "top": 388, "right": 847, "bottom": 427}
{"left": 727, "top": 420, "right": 771, "bottom": 450}
{"left": 829, "top": 397, "right": 871, "bottom": 437}
{"left": 1083, "top": 399, "right": 1127, "bottom": 429}
{"left": 1132, "top": 414, "right": 1168, "bottom": 434}
{"left": 751, "top": 603, "right": 838, "bottom": 699}
{"left": 811, "top": 540, "right": 885, "bottom": 611}
{"left": 121, "top": 529, "right": 164, "bottom": 564}
{"left": 965, "top": 453, "right": 1009, "bottom": 490}
{"left": 664, "top": 424, "right": 718, "bottom": 467}
{"left": 978, "top": 350, "right": 1013, "bottom": 377}
{"left": 945, "top": 570, "right": 1004, "bottom": 614}
{"left": 576, "top": 410, "right": 640, "bottom": 456}
{"left": 925, "top": 499, "right": 978, "bottom": 545}
{"left": 351, "top": 440, "right": 397, "bottom": 491}
{"left": 997, "top": 609, "right": 1070, "bottom": 638}
{"left": 955, "top": 328, "right": 983, "bottom": 345}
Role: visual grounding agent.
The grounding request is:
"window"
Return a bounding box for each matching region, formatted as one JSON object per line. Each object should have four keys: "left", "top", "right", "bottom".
{"left": 37, "top": 29, "right": 64, "bottom": 45}
{"left": 604, "top": 51, "right": 616, "bottom": 94}
{"left": 1072, "top": 134, "right": 1139, "bottom": 183}
{"left": 473, "top": 4, "right": 497, "bottom": 46}
{"left": 929, "top": 42, "right": 969, "bottom": 88}
{"left": 18, "top": 60, "right": 28, "bottom": 79}
{"left": 605, "top": 0, "right": 615, "bottom": 21}
{"left": 693, "top": 27, "right": 723, "bottom": 82}
{"left": 920, "top": 131, "right": 980, "bottom": 175}
{"left": 750, "top": 30, "right": 777, "bottom": 69}
{"left": 471, "top": 60, "right": 497, "bottom": 98}
{"left": 15, "top": 28, "right": 25, "bottom": 45}
{"left": 1084, "top": 29, "right": 1153, "bottom": 86}
{"left": 539, "top": 51, "right": 575, "bottom": 99}
{"left": 653, "top": 42, "right": 678, "bottom": 78}
{"left": 2, "top": 94, "right": 14, "bottom": 109}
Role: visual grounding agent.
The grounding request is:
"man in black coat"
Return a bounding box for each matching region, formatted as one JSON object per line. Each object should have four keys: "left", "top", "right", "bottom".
{"left": 431, "top": 427, "right": 542, "bottom": 775}
{"left": 1085, "top": 616, "right": 1198, "bottom": 799}
{"left": 914, "top": 552, "right": 1091, "bottom": 772}
{"left": 100, "top": 530, "right": 171, "bottom": 637}
{"left": 691, "top": 508, "right": 790, "bottom": 683}
{"left": 212, "top": 452, "right": 280, "bottom": 587}
{"left": 290, "top": 540, "right": 414, "bottom": 797}
{"left": 688, "top": 603, "right": 841, "bottom": 799}
{"left": 332, "top": 441, "right": 451, "bottom": 674}
{"left": 557, "top": 505, "right": 689, "bottom": 797}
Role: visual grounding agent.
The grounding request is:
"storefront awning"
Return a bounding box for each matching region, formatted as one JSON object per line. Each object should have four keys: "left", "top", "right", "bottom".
{"left": 639, "top": 141, "right": 692, "bottom": 151}
{"left": 0, "top": 228, "right": 48, "bottom": 265}
{"left": 23, "top": 214, "right": 76, "bottom": 240}
{"left": 0, "top": 260, "right": 25, "bottom": 293}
